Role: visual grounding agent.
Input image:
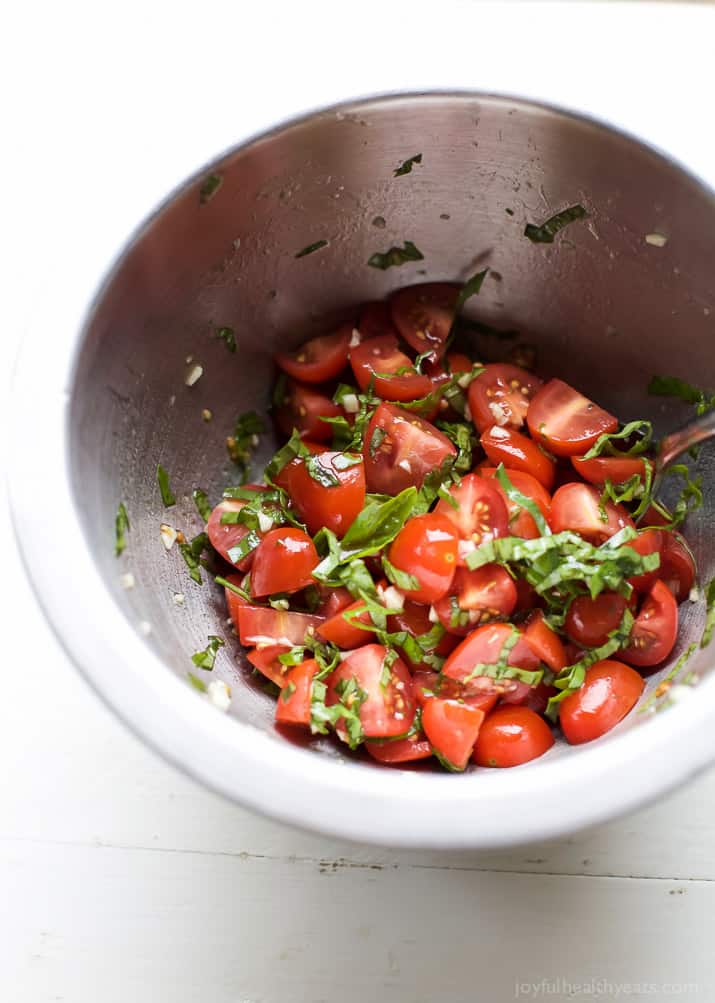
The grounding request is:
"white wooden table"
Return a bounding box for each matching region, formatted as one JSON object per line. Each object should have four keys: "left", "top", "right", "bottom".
{"left": 4, "top": 3, "right": 715, "bottom": 999}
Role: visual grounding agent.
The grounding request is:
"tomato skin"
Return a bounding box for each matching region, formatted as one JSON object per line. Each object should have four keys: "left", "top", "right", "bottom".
{"left": 442, "top": 623, "right": 541, "bottom": 684}
{"left": 620, "top": 580, "right": 678, "bottom": 668}
{"left": 434, "top": 565, "right": 517, "bottom": 636}
{"left": 411, "top": 670, "right": 501, "bottom": 714}
{"left": 350, "top": 334, "right": 433, "bottom": 402}
{"left": 514, "top": 579, "right": 543, "bottom": 614}
{"left": 565, "top": 593, "right": 630, "bottom": 648}
{"left": 236, "top": 605, "right": 324, "bottom": 647}
{"left": 386, "top": 601, "right": 458, "bottom": 671}
{"left": 473, "top": 706, "right": 554, "bottom": 767}
{"left": 659, "top": 531, "right": 697, "bottom": 602}
{"left": 276, "top": 451, "right": 366, "bottom": 537}
{"left": 434, "top": 472, "right": 509, "bottom": 563}
{"left": 480, "top": 425, "right": 555, "bottom": 490}
{"left": 363, "top": 403, "right": 456, "bottom": 495}
{"left": 246, "top": 644, "right": 292, "bottom": 688}
{"left": 500, "top": 680, "right": 557, "bottom": 716}
{"left": 549, "top": 482, "right": 634, "bottom": 543}
{"left": 274, "top": 380, "right": 343, "bottom": 442}
{"left": 559, "top": 659, "right": 644, "bottom": 744}
{"left": 275, "top": 323, "right": 352, "bottom": 384}
{"left": 314, "top": 585, "right": 353, "bottom": 619}
{"left": 468, "top": 364, "right": 543, "bottom": 434}
{"left": 365, "top": 732, "right": 434, "bottom": 764}
{"left": 274, "top": 659, "right": 318, "bottom": 726}
{"left": 317, "top": 597, "right": 374, "bottom": 649}
{"left": 358, "top": 301, "right": 398, "bottom": 340}
{"left": 388, "top": 513, "right": 458, "bottom": 604}
{"left": 389, "top": 282, "right": 460, "bottom": 360}
{"left": 224, "top": 573, "right": 250, "bottom": 629}
{"left": 571, "top": 454, "right": 652, "bottom": 487}
{"left": 208, "top": 494, "right": 264, "bottom": 570}
{"left": 626, "top": 529, "right": 664, "bottom": 594}
{"left": 422, "top": 698, "right": 486, "bottom": 771}
{"left": 527, "top": 379, "right": 618, "bottom": 457}
{"left": 326, "top": 644, "right": 416, "bottom": 740}
{"left": 523, "top": 610, "right": 567, "bottom": 671}
{"left": 250, "top": 528, "right": 319, "bottom": 598}
{"left": 479, "top": 466, "right": 552, "bottom": 540}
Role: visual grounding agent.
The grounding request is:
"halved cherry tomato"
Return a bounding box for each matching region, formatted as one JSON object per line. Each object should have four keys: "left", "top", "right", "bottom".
{"left": 620, "top": 580, "right": 678, "bottom": 668}
{"left": 473, "top": 706, "right": 554, "bottom": 767}
{"left": 314, "top": 585, "right": 353, "bottom": 619}
{"left": 365, "top": 731, "right": 434, "bottom": 764}
{"left": 250, "top": 528, "right": 319, "bottom": 598}
{"left": 363, "top": 402, "right": 456, "bottom": 495}
{"left": 480, "top": 425, "right": 555, "bottom": 490}
{"left": 422, "top": 698, "right": 486, "bottom": 771}
{"left": 350, "top": 335, "right": 433, "bottom": 402}
{"left": 358, "top": 301, "right": 397, "bottom": 340}
{"left": 434, "top": 565, "right": 517, "bottom": 636}
{"left": 389, "top": 282, "right": 460, "bottom": 360}
{"left": 523, "top": 610, "right": 567, "bottom": 671}
{"left": 559, "top": 659, "right": 644, "bottom": 744}
{"left": 442, "top": 622, "right": 541, "bottom": 684}
{"left": 549, "top": 482, "right": 634, "bottom": 543}
{"left": 479, "top": 466, "right": 552, "bottom": 539}
{"left": 527, "top": 379, "right": 618, "bottom": 457}
{"left": 499, "top": 680, "right": 557, "bottom": 716}
{"left": 411, "top": 670, "right": 501, "bottom": 714}
{"left": 274, "top": 450, "right": 366, "bottom": 537}
{"left": 317, "top": 597, "right": 374, "bottom": 650}
{"left": 565, "top": 593, "right": 630, "bottom": 648}
{"left": 434, "top": 472, "right": 509, "bottom": 563}
{"left": 236, "top": 605, "right": 324, "bottom": 647}
{"left": 386, "top": 600, "right": 458, "bottom": 671}
{"left": 275, "top": 323, "right": 352, "bottom": 384}
{"left": 626, "top": 529, "right": 664, "bottom": 594}
{"left": 468, "top": 364, "right": 543, "bottom": 434}
{"left": 388, "top": 513, "right": 458, "bottom": 604}
{"left": 274, "top": 380, "right": 343, "bottom": 442}
{"left": 246, "top": 644, "right": 292, "bottom": 688}
{"left": 326, "top": 644, "right": 416, "bottom": 739}
{"left": 274, "top": 659, "right": 318, "bottom": 726}
{"left": 207, "top": 490, "right": 265, "bottom": 570}
{"left": 571, "top": 454, "right": 652, "bottom": 487}
{"left": 659, "top": 531, "right": 697, "bottom": 602}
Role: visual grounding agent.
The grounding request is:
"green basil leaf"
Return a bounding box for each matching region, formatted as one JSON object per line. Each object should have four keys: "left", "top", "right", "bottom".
{"left": 496, "top": 464, "right": 550, "bottom": 536}
{"left": 191, "top": 635, "right": 225, "bottom": 670}
{"left": 583, "top": 420, "right": 653, "bottom": 460}
{"left": 192, "top": 488, "right": 213, "bottom": 522}
{"left": 524, "top": 204, "right": 588, "bottom": 244}
{"left": 115, "top": 502, "right": 130, "bottom": 556}
{"left": 179, "top": 532, "right": 210, "bottom": 585}
{"left": 701, "top": 578, "right": 715, "bottom": 649}
{"left": 226, "top": 410, "right": 265, "bottom": 480}
{"left": 394, "top": 153, "right": 422, "bottom": 177}
{"left": 156, "top": 464, "right": 176, "bottom": 507}
{"left": 382, "top": 556, "right": 420, "bottom": 592}
{"left": 367, "top": 241, "right": 424, "bottom": 270}
{"left": 215, "top": 326, "right": 237, "bottom": 353}
{"left": 264, "top": 428, "right": 309, "bottom": 481}
{"left": 295, "top": 239, "right": 328, "bottom": 258}
{"left": 199, "top": 174, "right": 223, "bottom": 204}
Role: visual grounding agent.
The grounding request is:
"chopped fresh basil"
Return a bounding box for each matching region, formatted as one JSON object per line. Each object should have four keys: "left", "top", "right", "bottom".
{"left": 227, "top": 410, "right": 265, "bottom": 480}
{"left": 333, "top": 453, "right": 362, "bottom": 472}
{"left": 272, "top": 371, "right": 288, "bottom": 409}
{"left": 215, "top": 326, "right": 237, "bottom": 353}
{"left": 648, "top": 375, "right": 715, "bottom": 415}
{"left": 192, "top": 488, "right": 213, "bottom": 522}
{"left": 369, "top": 426, "right": 387, "bottom": 458}
{"left": 701, "top": 578, "right": 715, "bottom": 648}
{"left": 382, "top": 556, "right": 419, "bottom": 592}
{"left": 179, "top": 531, "right": 210, "bottom": 585}
{"left": 188, "top": 672, "right": 208, "bottom": 693}
{"left": 453, "top": 268, "right": 489, "bottom": 315}
{"left": 264, "top": 428, "right": 310, "bottom": 481}
{"left": 367, "top": 241, "right": 424, "bottom": 270}
{"left": 156, "top": 464, "right": 176, "bottom": 507}
{"left": 305, "top": 454, "right": 340, "bottom": 488}
{"left": 191, "top": 635, "right": 225, "bottom": 670}
{"left": 199, "top": 174, "right": 223, "bottom": 204}
{"left": 281, "top": 681, "right": 297, "bottom": 703}
{"left": 394, "top": 153, "right": 422, "bottom": 177}
{"left": 661, "top": 464, "right": 703, "bottom": 528}
{"left": 295, "top": 239, "right": 328, "bottom": 259}
{"left": 227, "top": 529, "right": 261, "bottom": 565}
{"left": 583, "top": 421, "right": 653, "bottom": 460}
{"left": 524, "top": 204, "right": 588, "bottom": 244}
{"left": 115, "top": 502, "right": 130, "bottom": 556}
{"left": 495, "top": 464, "right": 550, "bottom": 536}
{"left": 310, "top": 676, "right": 366, "bottom": 748}
{"left": 639, "top": 643, "right": 698, "bottom": 714}
{"left": 461, "top": 627, "right": 543, "bottom": 687}
{"left": 215, "top": 574, "right": 251, "bottom": 602}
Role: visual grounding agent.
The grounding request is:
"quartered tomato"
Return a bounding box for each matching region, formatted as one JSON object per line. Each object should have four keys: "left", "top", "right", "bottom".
{"left": 480, "top": 425, "right": 555, "bottom": 490}
{"left": 620, "top": 580, "right": 678, "bottom": 668}
{"left": 499, "top": 680, "right": 557, "bottom": 717}
{"left": 659, "top": 531, "right": 697, "bottom": 602}
{"left": 326, "top": 644, "right": 416, "bottom": 740}
{"left": 274, "top": 659, "right": 318, "bottom": 726}
{"left": 235, "top": 605, "right": 324, "bottom": 647}
{"left": 411, "top": 670, "right": 501, "bottom": 714}
{"left": 388, "top": 513, "right": 458, "bottom": 604}
{"left": 626, "top": 529, "right": 664, "bottom": 594}
{"left": 523, "top": 610, "right": 567, "bottom": 671}
{"left": 250, "top": 528, "right": 319, "bottom": 598}
{"left": 314, "top": 585, "right": 353, "bottom": 619}
{"left": 275, "top": 323, "right": 352, "bottom": 384}
{"left": 434, "top": 472, "right": 509, "bottom": 563}
{"left": 565, "top": 592, "right": 630, "bottom": 648}
{"left": 479, "top": 466, "right": 552, "bottom": 539}
{"left": 527, "top": 379, "right": 618, "bottom": 457}
{"left": 442, "top": 623, "right": 541, "bottom": 685}
{"left": 549, "top": 482, "right": 634, "bottom": 543}
{"left": 468, "top": 364, "right": 543, "bottom": 434}
{"left": 274, "top": 380, "right": 343, "bottom": 442}
{"left": 422, "top": 698, "right": 486, "bottom": 771}
{"left": 246, "top": 644, "right": 293, "bottom": 688}
{"left": 358, "top": 301, "right": 397, "bottom": 340}
{"left": 365, "top": 731, "right": 434, "bottom": 764}
{"left": 207, "top": 490, "right": 265, "bottom": 570}
{"left": 473, "top": 706, "right": 554, "bottom": 767}
{"left": 386, "top": 600, "right": 458, "bottom": 671}
{"left": 434, "top": 565, "right": 517, "bottom": 636}
{"left": 559, "top": 659, "right": 644, "bottom": 744}
{"left": 317, "top": 597, "right": 374, "bottom": 650}
{"left": 389, "top": 282, "right": 460, "bottom": 360}
{"left": 363, "top": 402, "right": 456, "bottom": 495}
{"left": 275, "top": 450, "right": 366, "bottom": 537}
{"left": 350, "top": 334, "right": 433, "bottom": 402}
{"left": 571, "top": 454, "right": 652, "bottom": 487}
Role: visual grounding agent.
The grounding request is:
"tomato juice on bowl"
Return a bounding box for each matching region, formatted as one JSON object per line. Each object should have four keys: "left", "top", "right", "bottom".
{"left": 12, "top": 92, "right": 715, "bottom": 847}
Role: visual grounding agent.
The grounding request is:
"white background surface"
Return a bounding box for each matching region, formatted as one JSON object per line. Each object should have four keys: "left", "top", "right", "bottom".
{"left": 4, "top": 2, "right": 715, "bottom": 1000}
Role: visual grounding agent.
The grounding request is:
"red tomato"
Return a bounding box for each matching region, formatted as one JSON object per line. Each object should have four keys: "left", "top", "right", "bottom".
{"left": 326, "top": 644, "right": 416, "bottom": 739}
{"left": 236, "top": 605, "right": 324, "bottom": 647}
{"left": 626, "top": 529, "right": 664, "bottom": 594}
{"left": 442, "top": 623, "right": 541, "bottom": 685}
{"left": 473, "top": 706, "right": 554, "bottom": 767}
{"left": 274, "top": 659, "right": 318, "bottom": 726}
{"left": 275, "top": 450, "right": 366, "bottom": 537}
{"left": 425, "top": 351, "right": 474, "bottom": 384}
{"left": 641, "top": 501, "right": 673, "bottom": 528}
{"left": 275, "top": 323, "right": 352, "bottom": 384}
{"left": 389, "top": 282, "right": 460, "bottom": 360}
{"left": 411, "top": 670, "right": 501, "bottom": 714}
{"left": 434, "top": 472, "right": 509, "bottom": 563}
{"left": 549, "top": 482, "right": 634, "bottom": 543}
{"left": 223, "top": 573, "right": 249, "bottom": 627}
{"left": 365, "top": 731, "right": 434, "bottom": 764}
{"left": 422, "top": 699, "right": 485, "bottom": 771}
{"left": 314, "top": 585, "right": 353, "bottom": 619}
{"left": 514, "top": 579, "right": 544, "bottom": 614}
{"left": 523, "top": 610, "right": 567, "bottom": 671}
{"left": 499, "top": 680, "right": 557, "bottom": 716}
{"left": 468, "top": 364, "right": 543, "bottom": 434}
{"left": 250, "top": 528, "right": 319, "bottom": 598}
{"left": 620, "top": 580, "right": 678, "bottom": 668}
{"left": 317, "top": 597, "right": 374, "bottom": 650}
{"left": 434, "top": 565, "right": 517, "bottom": 636}
{"left": 559, "top": 659, "right": 644, "bottom": 744}
{"left": 350, "top": 335, "right": 433, "bottom": 402}
{"left": 571, "top": 454, "right": 652, "bottom": 487}
{"left": 207, "top": 493, "right": 264, "bottom": 570}
{"left": 479, "top": 466, "right": 552, "bottom": 539}
{"left": 565, "top": 593, "right": 630, "bottom": 648}
{"left": 246, "top": 644, "right": 292, "bottom": 688}
{"left": 358, "top": 301, "right": 397, "bottom": 339}
{"left": 527, "top": 379, "right": 618, "bottom": 457}
{"left": 274, "top": 380, "right": 343, "bottom": 442}
{"left": 480, "top": 425, "right": 555, "bottom": 490}
{"left": 388, "top": 513, "right": 458, "bottom": 604}
{"left": 659, "top": 532, "right": 697, "bottom": 602}
{"left": 386, "top": 601, "right": 458, "bottom": 671}
{"left": 363, "top": 403, "right": 456, "bottom": 495}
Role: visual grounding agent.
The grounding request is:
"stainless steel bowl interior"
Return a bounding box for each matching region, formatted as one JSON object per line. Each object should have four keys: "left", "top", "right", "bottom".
{"left": 68, "top": 92, "right": 715, "bottom": 767}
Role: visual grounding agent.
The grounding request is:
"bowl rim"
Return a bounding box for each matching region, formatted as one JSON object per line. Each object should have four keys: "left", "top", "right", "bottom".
{"left": 9, "top": 88, "right": 715, "bottom": 849}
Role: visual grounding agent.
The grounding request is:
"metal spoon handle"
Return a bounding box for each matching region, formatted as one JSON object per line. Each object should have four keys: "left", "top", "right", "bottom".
{"left": 657, "top": 409, "right": 715, "bottom": 471}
